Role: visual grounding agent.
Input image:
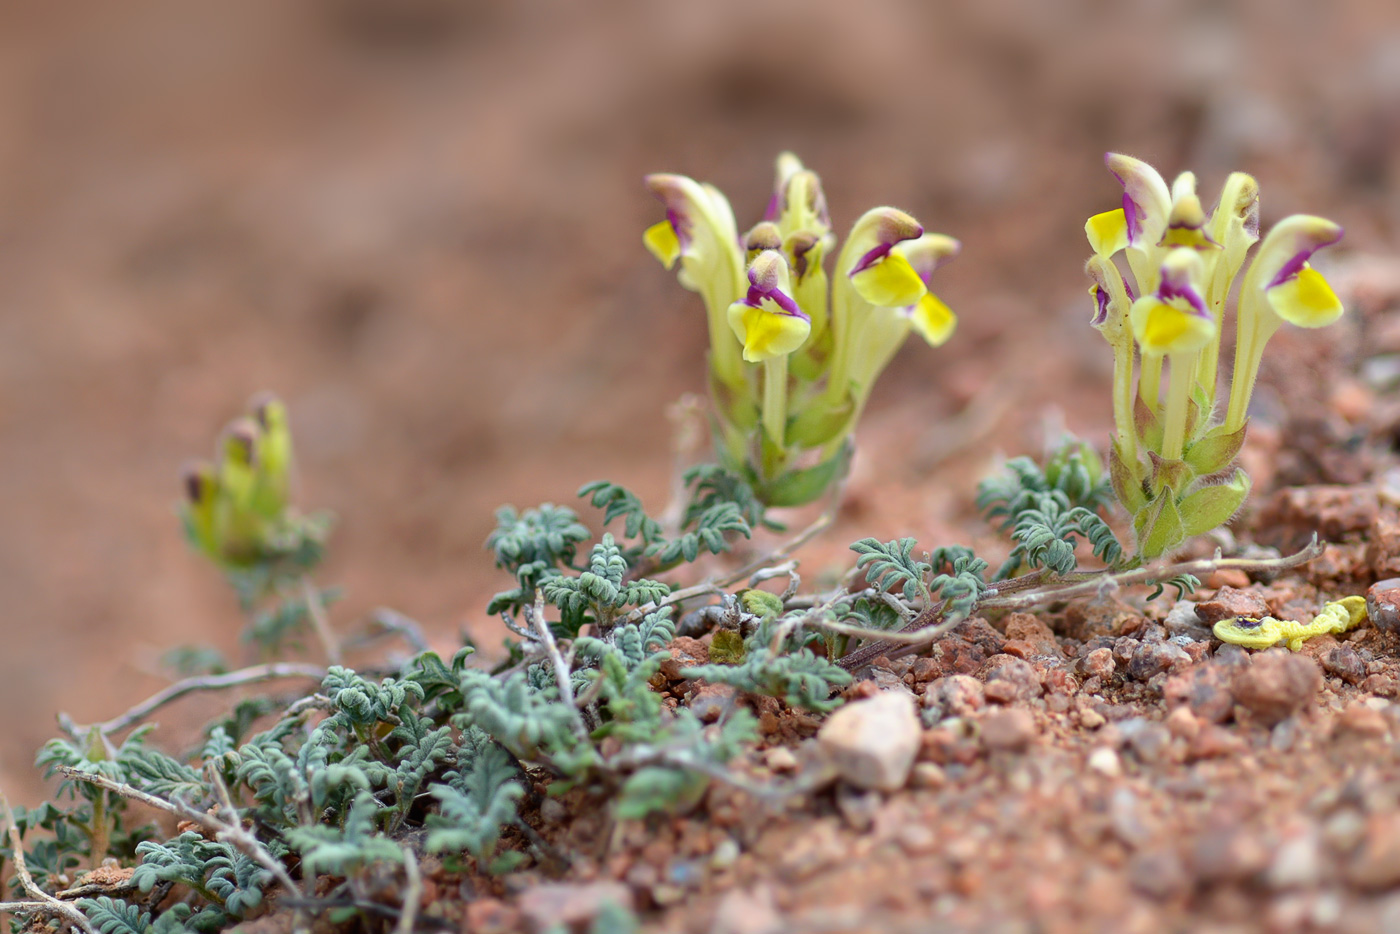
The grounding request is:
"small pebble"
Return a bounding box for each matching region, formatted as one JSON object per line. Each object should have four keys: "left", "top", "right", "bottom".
{"left": 818, "top": 692, "right": 921, "bottom": 792}
{"left": 1366, "top": 578, "right": 1400, "bottom": 633}
{"left": 1087, "top": 746, "right": 1122, "bottom": 778}
{"left": 1232, "top": 649, "right": 1322, "bottom": 726}
{"left": 980, "top": 708, "right": 1037, "bottom": 753}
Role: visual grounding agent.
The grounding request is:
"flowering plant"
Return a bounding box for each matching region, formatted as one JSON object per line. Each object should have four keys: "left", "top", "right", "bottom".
{"left": 645, "top": 153, "right": 960, "bottom": 506}
{"left": 1087, "top": 153, "right": 1345, "bottom": 560}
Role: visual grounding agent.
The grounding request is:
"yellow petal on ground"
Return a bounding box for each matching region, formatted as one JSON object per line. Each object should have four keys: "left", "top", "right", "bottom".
{"left": 1266, "top": 266, "right": 1344, "bottom": 328}
{"left": 1129, "top": 297, "right": 1215, "bottom": 356}
{"left": 849, "top": 252, "right": 927, "bottom": 308}
{"left": 643, "top": 220, "right": 681, "bottom": 269}
{"left": 909, "top": 292, "right": 957, "bottom": 346}
{"left": 727, "top": 302, "right": 811, "bottom": 363}
{"left": 1085, "top": 209, "right": 1128, "bottom": 257}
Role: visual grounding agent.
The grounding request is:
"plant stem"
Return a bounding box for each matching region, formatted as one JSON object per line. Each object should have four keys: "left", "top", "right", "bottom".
{"left": 761, "top": 356, "right": 788, "bottom": 452}
{"left": 1160, "top": 350, "right": 1197, "bottom": 461}
{"left": 302, "top": 578, "right": 342, "bottom": 666}
{"left": 1225, "top": 299, "right": 1278, "bottom": 433}
{"left": 1112, "top": 339, "right": 1138, "bottom": 465}
{"left": 1139, "top": 352, "right": 1163, "bottom": 412}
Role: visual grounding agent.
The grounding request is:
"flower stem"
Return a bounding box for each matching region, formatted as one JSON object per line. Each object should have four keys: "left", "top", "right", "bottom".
{"left": 762, "top": 356, "right": 789, "bottom": 451}
{"left": 1225, "top": 297, "right": 1279, "bottom": 433}
{"left": 1112, "top": 339, "right": 1137, "bottom": 465}
{"left": 1139, "top": 352, "right": 1163, "bottom": 412}
{"left": 1161, "top": 350, "right": 1196, "bottom": 462}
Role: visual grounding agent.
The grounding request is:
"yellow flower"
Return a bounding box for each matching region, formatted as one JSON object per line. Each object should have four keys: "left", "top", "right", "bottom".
{"left": 727, "top": 250, "right": 811, "bottom": 363}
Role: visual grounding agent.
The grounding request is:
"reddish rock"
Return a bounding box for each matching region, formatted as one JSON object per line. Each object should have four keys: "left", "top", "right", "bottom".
{"left": 1334, "top": 703, "right": 1389, "bottom": 739}
{"left": 464, "top": 899, "right": 521, "bottom": 934}
{"left": 1305, "top": 542, "right": 1369, "bottom": 583}
{"left": 688, "top": 682, "right": 738, "bottom": 723}
{"left": 1002, "top": 613, "right": 1061, "bottom": 657}
{"left": 1163, "top": 662, "right": 1236, "bottom": 723}
{"left": 1037, "top": 666, "right": 1079, "bottom": 696}
{"left": 1322, "top": 644, "right": 1368, "bottom": 685}
{"left": 924, "top": 638, "right": 988, "bottom": 678}
{"left": 1189, "top": 826, "right": 1268, "bottom": 885}
{"left": 923, "top": 675, "right": 985, "bottom": 718}
{"left": 659, "top": 636, "right": 710, "bottom": 681}
{"left": 980, "top": 708, "right": 1037, "bottom": 753}
{"left": 1256, "top": 485, "right": 1378, "bottom": 551}
{"left": 1231, "top": 649, "right": 1322, "bottom": 725}
{"left": 1367, "top": 511, "right": 1400, "bottom": 579}
{"left": 1188, "top": 724, "right": 1246, "bottom": 760}
{"left": 1164, "top": 705, "right": 1200, "bottom": 741}
{"left": 1129, "top": 848, "right": 1190, "bottom": 900}
{"left": 1348, "top": 815, "right": 1400, "bottom": 890}
{"left": 910, "top": 657, "right": 942, "bottom": 682}
{"left": 1361, "top": 672, "right": 1400, "bottom": 697}
{"left": 1203, "top": 568, "right": 1251, "bottom": 589}
{"left": 948, "top": 617, "right": 1006, "bottom": 655}
{"left": 1194, "top": 586, "right": 1270, "bottom": 625}
{"left": 1366, "top": 578, "right": 1400, "bottom": 633}
{"left": 980, "top": 655, "right": 1041, "bottom": 703}
{"left": 1126, "top": 641, "right": 1190, "bottom": 682}
{"left": 1078, "top": 647, "right": 1116, "bottom": 681}
{"left": 1063, "top": 597, "right": 1143, "bottom": 641}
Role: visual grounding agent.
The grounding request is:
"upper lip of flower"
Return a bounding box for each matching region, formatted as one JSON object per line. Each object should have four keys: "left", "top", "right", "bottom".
{"left": 740, "top": 251, "right": 807, "bottom": 319}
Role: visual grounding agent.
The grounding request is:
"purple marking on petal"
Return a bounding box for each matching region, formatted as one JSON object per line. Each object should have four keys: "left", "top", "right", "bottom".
{"left": 763, "top": 191, "right": 782, "bottom": 222}
{"left": 1268, "top": 225, "right": 1345, "bottom": 288}
{"left": 1158, "top": 278, "right": 1208, "bottom": 316}
{"left": 1121, "top": 191, "right": 1142, "bottom": 243}
{"left": 850, "top": 242, "right": 894, "bottom": 275}
{"left": 745, "top": 283, "right": 804, "bottom": 317}
{"left": 1091, "top": 286, "right": 1110, "bottom": 326}
{"left": 665, "top": 208, "right": 692, "bottom": 251}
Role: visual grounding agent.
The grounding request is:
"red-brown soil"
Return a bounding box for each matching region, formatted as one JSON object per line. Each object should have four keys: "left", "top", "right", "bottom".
{"left": 4, "top": 2, "right": 1400, "bottom": 930}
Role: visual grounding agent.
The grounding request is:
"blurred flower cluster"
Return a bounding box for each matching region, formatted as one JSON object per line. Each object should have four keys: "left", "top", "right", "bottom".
{"left": 1087, "top": 153, "right": 1345, "bottom": 560}
{"left": 180, "top": 393, "right": 329, "bottom": 597}
{"left": 645, "top": 153, "right": 959, "bottom": 506}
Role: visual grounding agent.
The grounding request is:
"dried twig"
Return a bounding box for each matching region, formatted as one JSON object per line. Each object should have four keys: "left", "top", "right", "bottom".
{"left": 978, "top": 536, "right": 1324, "bottom": 613}
{"left": 527, "top": 591, "right": 589, "bottom": 742}
{"left": 394, "top": 847, "right": 421, "bottom": 934}
{"left": 56, "top": 766, "right": 303, "bottom": 906}
{"left": 82, "top": 662, "right": 326, "bottom": 738}
{"left": 0, "top": 788, "right": 101, "bottom": 934}
{"left": 836, "top": 538, "right": 1325, "bottom": 671}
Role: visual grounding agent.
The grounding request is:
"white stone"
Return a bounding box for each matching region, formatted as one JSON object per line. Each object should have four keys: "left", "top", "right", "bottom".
{"left": 1087, "top": 746, "right": 1122, "bottom": 778}
{"left": 817, "top": 691, "right": 920, "bottom": 792}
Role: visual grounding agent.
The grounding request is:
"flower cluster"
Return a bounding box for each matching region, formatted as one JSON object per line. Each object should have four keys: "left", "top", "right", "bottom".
{"left": 1087, "top": 153, "right": 1345, "bottom": 560}
{"left": 179, "top": 393, "right": 320, "bottom": 573}
{"left": 645, "top": 153, "right": 959, "bottom": 506}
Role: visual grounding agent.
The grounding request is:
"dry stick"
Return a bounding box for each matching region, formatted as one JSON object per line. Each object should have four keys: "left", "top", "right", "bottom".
{"left": 617, "top": 505, "right": 838, "bottom": 627}
{"left": 0, "top": 789, "right": 101, "bottom": 934}
{"left": 393, "top": 848, "right": 421, "bottom": 934}
{"left": 527, "top": 591, "right": 589, "bottom": 742}
{"left": 85, "top": 663, "right": 327, "bottom": 737}
{"left": 302, "top": 578, "right": 343, "bottom": 666}
{"left": 835, "top": 538, "right": 1325, "bottom": 672}
{"left": 56, "top": 767, "right": 303, "bottom": 907}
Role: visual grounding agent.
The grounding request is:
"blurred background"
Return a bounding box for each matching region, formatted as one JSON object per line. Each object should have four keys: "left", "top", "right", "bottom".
{"left": 2, "top": 0, "right": 1398, "bottom": 801}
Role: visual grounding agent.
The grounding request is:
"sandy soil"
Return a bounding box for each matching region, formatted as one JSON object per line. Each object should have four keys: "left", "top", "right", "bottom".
{"left": 3, "top": 1, "right": 1400, "bottom": 928}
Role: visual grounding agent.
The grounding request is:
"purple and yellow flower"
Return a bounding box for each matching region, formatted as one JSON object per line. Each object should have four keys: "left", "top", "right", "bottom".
{"left": 645, "top": 153, "right": 961, "bottom": 503}
{"left": 1129, "top": 249, "right": 1214, "bottom": 357}
{"left": 1083, "top": 151, "right": 1347, "bottom": 560}
{"left": 727, "top": 251, "right": 811, "bottom": 363}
